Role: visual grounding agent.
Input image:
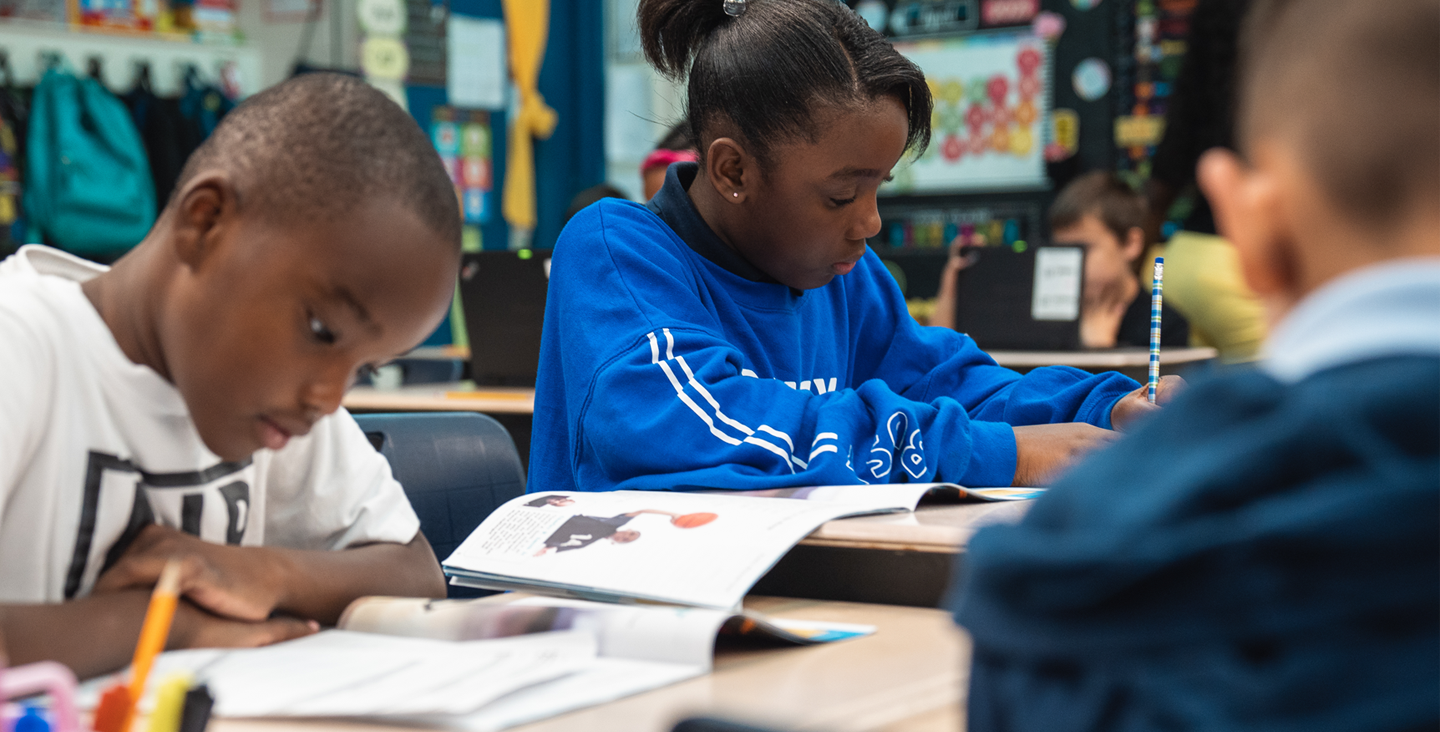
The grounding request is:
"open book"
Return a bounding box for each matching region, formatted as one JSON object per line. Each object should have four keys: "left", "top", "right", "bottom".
{"left": 86, "top": 594, "right": 872, "bottom": 731}
{"left": 84, "top": 483, "right": 1032, "bottom": 730}
{"left": 442, "top": 483, "right": 1038, "bottom": 610}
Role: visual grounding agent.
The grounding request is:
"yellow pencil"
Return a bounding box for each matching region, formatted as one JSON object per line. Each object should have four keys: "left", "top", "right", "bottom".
{"left": 122, "top": 560, "right": 183, "bottom": 732}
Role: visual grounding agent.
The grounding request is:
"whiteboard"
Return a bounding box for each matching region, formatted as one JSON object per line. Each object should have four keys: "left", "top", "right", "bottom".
{"left": 885, "top": 31, "right": 1050, "bottom": 194}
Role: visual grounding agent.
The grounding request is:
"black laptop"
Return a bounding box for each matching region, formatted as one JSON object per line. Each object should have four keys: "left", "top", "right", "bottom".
{"left": 951, "top": 244, "right": 1086, "bottom": 351}
{"left": 458, "top": 250, "right": 551, "bottom": 386}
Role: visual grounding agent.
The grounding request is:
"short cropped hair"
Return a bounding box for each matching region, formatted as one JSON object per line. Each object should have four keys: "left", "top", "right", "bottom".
{"left": 1049, "top": 171, "right": 1147, "bottom": 243}
{"left": 1239, "top": 0, "right": 1440, "bottom": 225}
{"left": 175, "top": 73, "right": 461, "bottom": 248}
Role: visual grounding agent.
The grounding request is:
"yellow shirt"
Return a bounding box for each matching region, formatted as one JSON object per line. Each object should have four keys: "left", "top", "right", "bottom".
{"left": 1153, "top": 232, "right": 1268, "bottom": 363}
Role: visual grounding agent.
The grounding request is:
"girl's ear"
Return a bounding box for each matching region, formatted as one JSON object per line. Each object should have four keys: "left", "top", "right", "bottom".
{"left": 169, "top": 172, "right": 238, "bottom": 271}
{"left": 704, "top": 137, "right": 750, "bottom": 203}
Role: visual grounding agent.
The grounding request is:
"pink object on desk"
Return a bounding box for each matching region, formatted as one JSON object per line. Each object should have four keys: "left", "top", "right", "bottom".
{"left": 0, "top": 661, "right": 83, "bottom": 732}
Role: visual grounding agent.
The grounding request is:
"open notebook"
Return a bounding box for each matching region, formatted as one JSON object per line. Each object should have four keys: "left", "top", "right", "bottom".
{"left": 82, "top": 595, "right": 873, "bottom": 731}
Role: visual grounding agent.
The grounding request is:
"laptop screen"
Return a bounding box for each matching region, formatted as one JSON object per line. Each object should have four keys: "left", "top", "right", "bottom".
{"left": 458, "top": 250, "right": 552, "bottom": 386}
{"left": 951, "top": 244, "right": 1085, "bottom": 351}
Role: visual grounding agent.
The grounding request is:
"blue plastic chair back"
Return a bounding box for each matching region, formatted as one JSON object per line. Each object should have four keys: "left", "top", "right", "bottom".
{"left": 353, "top": 412, "right": 525, "bottom": 597}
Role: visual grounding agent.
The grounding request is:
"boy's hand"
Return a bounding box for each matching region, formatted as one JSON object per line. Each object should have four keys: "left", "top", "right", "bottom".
{"left": 94, "top": 524, "right": 289, "bottom": 622}
{"left": 1110, "top": 375, "right": 1186, "bottom": 431}
{"left": 1012, "top": 423, "right": 1118, "bottom": 486}
{"left": 170, "top": 600, "right": 317, "bottom": 650}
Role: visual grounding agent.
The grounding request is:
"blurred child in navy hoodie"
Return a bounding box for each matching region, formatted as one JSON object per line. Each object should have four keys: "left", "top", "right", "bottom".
{"left": 953, "top": 0, "right": 1439, "bottom": 729}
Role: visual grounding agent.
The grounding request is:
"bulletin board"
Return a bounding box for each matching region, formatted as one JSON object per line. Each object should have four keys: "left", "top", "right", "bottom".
{"left": 884, "top": 31, "right": 1051, "bottom": 194}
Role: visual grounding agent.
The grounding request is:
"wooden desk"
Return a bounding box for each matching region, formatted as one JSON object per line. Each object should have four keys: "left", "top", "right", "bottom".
{"left": 209, "top": 597, "right": 967, "bottom": 732}
{"left": 344, "top": 383, "right": 535, "bottom": 414}
{"left": 803, "top": 501, "right": 1029, "bottom": 552}
{"left": 404, "top": 345, "right": 471, "bottom": 361}
{"left": 990, "top": 346, "right": 1217, "bottom": 381}
{"left": 343, "top": 383, "right": 535, "bottom": 471}
{"left": 753, "top": 502, "right": 1030, "bottom": 609}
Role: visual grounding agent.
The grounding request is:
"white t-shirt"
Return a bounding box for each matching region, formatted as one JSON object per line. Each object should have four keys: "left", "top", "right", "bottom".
{"left": 0, "top": 245, "right": 421, "bottom": 603}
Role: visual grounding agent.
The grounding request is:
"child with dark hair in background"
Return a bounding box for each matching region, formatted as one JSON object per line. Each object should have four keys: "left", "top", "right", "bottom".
{"left": 641, "top": 120, "right": 698, "bottom": 200}
{"left": 953, "top": 0, "right": 1438, "bottom": 729}
{"left": 564, "top": 184, "right": 627, "bottom": 225}
{"left": 530, "top": 0, "right": 1183, "bottom": 496}
{"left": 933, "top": 171, "right": 1189, "bottom": 349}
{"left": 0, "top": 73, "right": 458, "bottom": 677}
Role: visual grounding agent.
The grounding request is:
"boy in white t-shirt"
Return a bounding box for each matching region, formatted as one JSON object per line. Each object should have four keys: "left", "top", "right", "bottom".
{"left": 0, "top": 73, "right": 460, "bottom": 677}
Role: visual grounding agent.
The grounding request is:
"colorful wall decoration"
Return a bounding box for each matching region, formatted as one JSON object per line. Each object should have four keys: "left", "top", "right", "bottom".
{"left": 886, "top": 31, "right": 1050, "bottom": 194}
{"left": 432, "top": 106, "right": 493, "bottom": 226}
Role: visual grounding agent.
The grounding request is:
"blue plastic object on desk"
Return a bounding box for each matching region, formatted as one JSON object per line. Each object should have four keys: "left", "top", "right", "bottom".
{"left": 15, "top": 706, "right": 49, "bottom": 732}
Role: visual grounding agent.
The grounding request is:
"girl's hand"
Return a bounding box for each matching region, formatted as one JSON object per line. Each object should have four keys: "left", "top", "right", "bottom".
{"left": 1011, "top": 423, "right": 1118, "bottom": 486}
{"left": 1110, "top": 375, "right": 1186, "bottom": 431}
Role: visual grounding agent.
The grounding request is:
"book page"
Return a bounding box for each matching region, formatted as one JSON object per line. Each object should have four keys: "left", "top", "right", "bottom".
{"left": 83, "top": 629, "right": 710, "bottom": 726}
{"left": 703, "top": 483, "right": 952, "bottom": 509}
{"left": 341, "top": 595, "right": 731, "bottom": 668}
{"left": 710, "top": 483, "right": 1041, "bottom": 504}
{"left": 98, "top": 630, "right": 598, "bottom": 717}
{"left": 408, "top": 658, "right": 706, "bottom": 732}
{"left": 341, "top": 596, "right": 877, "bottom": 669}
{"left": 443, "top": 490, "right": 914, "bottom": 609}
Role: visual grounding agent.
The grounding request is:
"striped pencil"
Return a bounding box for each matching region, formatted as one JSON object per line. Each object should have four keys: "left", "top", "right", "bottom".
{"left": 1147, "top": 257, "right": 1164, "bottom": 404}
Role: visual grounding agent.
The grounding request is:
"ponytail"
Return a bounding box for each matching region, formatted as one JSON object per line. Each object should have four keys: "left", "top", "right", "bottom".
{"left": 639, "top": 0, "right": 730, "bottom": 80}
{"left": 636, "top": 0, "right": 932, "bottom": 166}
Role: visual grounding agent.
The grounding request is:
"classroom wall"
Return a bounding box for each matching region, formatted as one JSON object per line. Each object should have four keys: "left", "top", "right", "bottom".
{"left": 604, "top": 0, "right": 685, "bottom": 201}
{"left": 531, "top": 0, "right": 607, "bottom": 251}
{"left": 235, "top": 0, "right": 359, "bottom": 90}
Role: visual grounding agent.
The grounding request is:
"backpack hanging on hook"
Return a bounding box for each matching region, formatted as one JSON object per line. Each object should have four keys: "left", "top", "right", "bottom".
{"left": 122, "top": 59, "right": 190, "bottom": 208}
{"left": 0, "top": 50, "right": 26, "bottom": 256}
{"left": 179, "top": 62, "right": 234, "bottom": 142}
{"left": 24, "top": 66, "right": 154, "bottom": 259}
{"left": 86, "top": 56, "right": 104, "bottom": 84}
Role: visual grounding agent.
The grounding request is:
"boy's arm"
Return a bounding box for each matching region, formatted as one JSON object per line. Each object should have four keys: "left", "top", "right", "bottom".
{"left": 93, "top": 525, "right": 445, "bottom": 625}
{"left": 96, "top": 410, "right": 445, "bottom": 624}
{"left": 0, "top": 592, "right": 314, "bottom": 679}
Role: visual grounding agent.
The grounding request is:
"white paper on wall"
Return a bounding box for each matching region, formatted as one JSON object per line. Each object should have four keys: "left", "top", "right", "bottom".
{"left": 447, "top": 15, "right": 507, "bottom": 110}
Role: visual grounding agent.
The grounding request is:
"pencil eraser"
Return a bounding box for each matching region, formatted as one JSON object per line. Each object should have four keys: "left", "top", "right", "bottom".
{"left": 92, "top": 684, "right": 132, "bottom": 732}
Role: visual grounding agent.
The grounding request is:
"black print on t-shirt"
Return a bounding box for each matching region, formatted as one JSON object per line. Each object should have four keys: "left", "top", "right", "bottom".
{"left": 64, "top": 451, "right": 254, "bottom": 599}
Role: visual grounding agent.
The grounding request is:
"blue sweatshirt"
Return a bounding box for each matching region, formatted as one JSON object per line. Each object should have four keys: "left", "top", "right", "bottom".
{"left": 529, "top": 163, "right": 1137, "bottom": 492}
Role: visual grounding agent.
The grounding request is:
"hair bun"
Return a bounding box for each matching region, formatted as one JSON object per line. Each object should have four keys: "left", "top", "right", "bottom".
{"left": 638, "top": 0, "right": 732, "bottom": 80}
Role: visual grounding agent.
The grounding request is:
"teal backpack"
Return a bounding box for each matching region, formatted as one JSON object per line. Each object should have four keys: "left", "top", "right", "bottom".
{"left": 24, "top": 67, "right": 155, "bottom": 258}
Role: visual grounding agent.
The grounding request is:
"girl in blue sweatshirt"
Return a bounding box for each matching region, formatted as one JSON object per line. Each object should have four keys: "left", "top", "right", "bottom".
{"left": 531, "top": 0, "right": 1178, "bottom": 493}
